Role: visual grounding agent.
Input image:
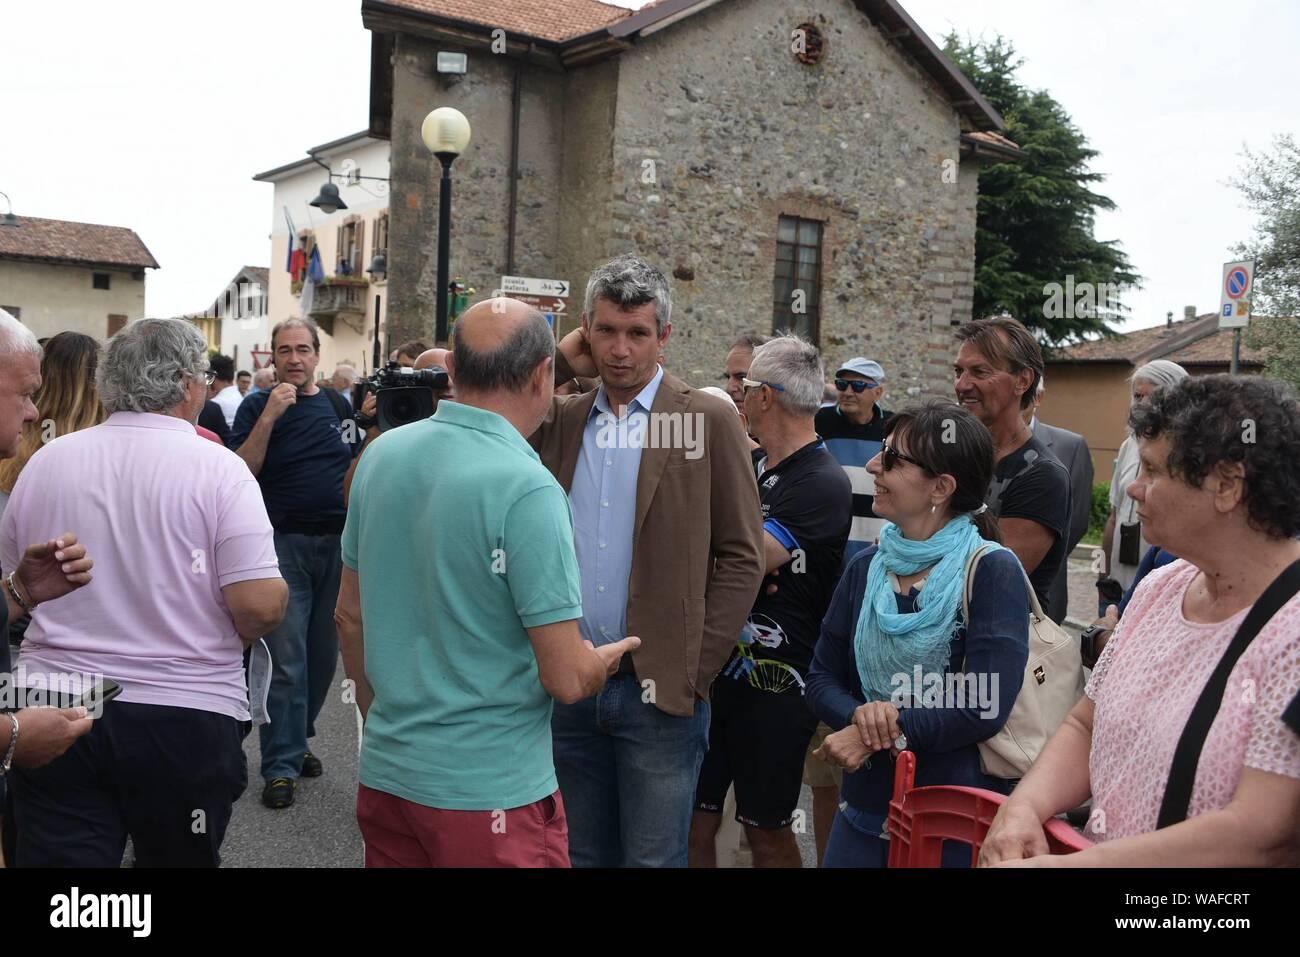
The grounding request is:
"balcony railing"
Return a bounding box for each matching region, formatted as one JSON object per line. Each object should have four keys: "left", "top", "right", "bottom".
{"left": 307, "top": 278, "right": 369, "bottom": 336}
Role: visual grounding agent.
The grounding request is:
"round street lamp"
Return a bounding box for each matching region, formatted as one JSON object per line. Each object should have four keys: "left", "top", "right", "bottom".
{"left": 421, "top": 107, "right": 472, "bottom": 345}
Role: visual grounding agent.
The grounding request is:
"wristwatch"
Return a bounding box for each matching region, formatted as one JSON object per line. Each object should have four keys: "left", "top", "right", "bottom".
{"left": 1, "top": 713, "right": 19, "bottom": 776}
{"left": 893, "top": 732, "right": 908, "bottom": 752}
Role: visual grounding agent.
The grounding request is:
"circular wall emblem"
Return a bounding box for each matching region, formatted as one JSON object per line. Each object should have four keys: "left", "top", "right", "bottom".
{"left": 792, "top": 22, "right": 825, "bottom": 65}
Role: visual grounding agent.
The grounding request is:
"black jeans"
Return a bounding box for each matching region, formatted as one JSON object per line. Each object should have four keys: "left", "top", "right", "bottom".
{"left": 9, "top": 700, "right": 247, "bottom": 867}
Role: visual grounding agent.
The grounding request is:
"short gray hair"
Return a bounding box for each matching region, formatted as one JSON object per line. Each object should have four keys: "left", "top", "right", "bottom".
{"left": 583, "top": 255, "right": 672, "bottom": 336}
{"left": 453, "top": 307, "right": 555, "bottom": 393}
{"left": 1131, "top": 359, "right": 1188, "bottom": 390}
{"left": 252, "top": 368, "right": 275, "bottom": 388}
{"left": 99, "top": 318, "right": 209, "bottom": 414}
{"left": 0, "top": 308, "right": 42, "bottom": 360}
{"left": 749, "top": 335, "right": 824, "bottom": 417}
{"left": 333, "top": 364, "right": 358, "bottom": 384}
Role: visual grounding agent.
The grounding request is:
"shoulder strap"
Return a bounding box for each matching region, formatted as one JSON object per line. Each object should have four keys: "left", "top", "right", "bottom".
{"left": 1156, "top": 558, "right": 1300, "bottom": 829}
{"left": 962, "top": 543, "right": 1001, "bottom": 625}
{"left": 320, "top": 387, "right": 351, "bottom": 424}
{"left": 963, "top": 544, "right": 1047, "bottom": 624}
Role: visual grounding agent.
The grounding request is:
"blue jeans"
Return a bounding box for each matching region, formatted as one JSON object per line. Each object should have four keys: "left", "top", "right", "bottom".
{"left": 551, "top": 674, "right": 710, "bottom": 867}
{"left": 258, "top": 531, "right": 341, "bottom": 781}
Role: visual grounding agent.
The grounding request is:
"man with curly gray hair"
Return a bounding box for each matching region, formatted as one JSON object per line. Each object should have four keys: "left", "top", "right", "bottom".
{"left": 0, "top": 317, "right": 287, "bottom": 866}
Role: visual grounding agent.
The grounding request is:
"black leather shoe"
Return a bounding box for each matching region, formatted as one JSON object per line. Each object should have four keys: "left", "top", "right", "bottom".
{"left": 301, "top": 751, "right": 323, "bottom": 778}
{"left": 262, "top": 777, "right": 296, "bottom": 809}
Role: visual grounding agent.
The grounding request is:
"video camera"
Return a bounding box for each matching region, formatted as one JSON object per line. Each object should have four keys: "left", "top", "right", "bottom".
{"left": 354, "top": 362, "right": 450, "bottom": 433}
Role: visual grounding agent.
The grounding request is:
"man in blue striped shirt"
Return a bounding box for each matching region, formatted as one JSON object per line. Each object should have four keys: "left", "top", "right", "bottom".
{"left": 813, "top": 357, "right": 892, "bottom": 566}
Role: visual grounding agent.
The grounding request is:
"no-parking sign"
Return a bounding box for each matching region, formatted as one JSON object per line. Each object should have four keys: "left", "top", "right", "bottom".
{"left": 1219, "top": 260, "right": 1255, "bottom": 329}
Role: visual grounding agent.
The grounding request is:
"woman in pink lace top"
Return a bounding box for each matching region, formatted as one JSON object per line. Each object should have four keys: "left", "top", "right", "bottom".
{"left": 981, "top": 375, "right": 1300, "bottom": 866}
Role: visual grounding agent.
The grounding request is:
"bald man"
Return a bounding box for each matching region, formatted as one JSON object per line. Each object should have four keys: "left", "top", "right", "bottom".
{"left": 337, "top": 298, "right": 635, "bottom": 867}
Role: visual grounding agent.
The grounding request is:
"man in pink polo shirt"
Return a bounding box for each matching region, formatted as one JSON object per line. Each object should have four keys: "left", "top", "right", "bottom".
{"left": 1, "top": 317, "right": 288, "bottom": 867}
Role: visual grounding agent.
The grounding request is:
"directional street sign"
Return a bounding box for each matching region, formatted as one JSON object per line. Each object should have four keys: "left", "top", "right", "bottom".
{"left": 501, "top": 275, "right": 570, "bottom": 298}
{"left": 492, "top": 292, "right": 567, "bottom": 314}
{"left": 1219, "top": 260, "right": 1255, "bottom": 330}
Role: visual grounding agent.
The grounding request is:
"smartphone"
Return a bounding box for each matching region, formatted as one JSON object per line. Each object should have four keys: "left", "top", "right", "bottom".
{"left": 4, "top": 678, "right": 122, "bottom": 711}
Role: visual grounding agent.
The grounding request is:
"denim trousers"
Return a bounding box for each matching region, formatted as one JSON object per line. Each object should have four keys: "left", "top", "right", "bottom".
{"left": 551, "top": 674, "right": 710, "bottom": 868}
{"left": 258, "top": 531, "right": 341, "bottom": 781}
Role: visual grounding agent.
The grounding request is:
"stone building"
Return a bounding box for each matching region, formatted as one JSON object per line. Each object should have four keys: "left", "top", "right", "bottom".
{"left": 0, "top": 215, "right": 157, "bottom": 341}
{"left": 362, "top": 0, "right": 1018, "bottom": 396}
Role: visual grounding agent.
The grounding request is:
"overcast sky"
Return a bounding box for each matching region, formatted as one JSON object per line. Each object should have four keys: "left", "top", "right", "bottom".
{"left": 4, "top": 0, "right": 1295, "bottom": 332}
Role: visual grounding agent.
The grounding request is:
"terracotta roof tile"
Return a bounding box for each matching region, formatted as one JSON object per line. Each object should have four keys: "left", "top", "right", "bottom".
{"left": 1050, "top": 313, "right": 1286, "bottom": 367}
{"left": 382, "top": 0, "right": 632, "bottom": 43}
{"left": 0, "top": 216, "right": 159, "bottom": 270}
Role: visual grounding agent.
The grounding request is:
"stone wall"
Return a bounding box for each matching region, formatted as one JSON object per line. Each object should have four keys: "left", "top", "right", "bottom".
{"left": 383, "top": 0, "right": 983, "bottom": 402}
{"left": 387, "top": 34, "right": 567, "bottom": 344}
{"left": 608, "top": 0, "right": 979, "bottom": 402}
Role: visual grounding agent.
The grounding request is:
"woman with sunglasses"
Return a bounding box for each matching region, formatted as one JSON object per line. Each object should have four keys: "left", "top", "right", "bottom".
{"left": 806, "top": 400, "right": 1030, "bottom": 867}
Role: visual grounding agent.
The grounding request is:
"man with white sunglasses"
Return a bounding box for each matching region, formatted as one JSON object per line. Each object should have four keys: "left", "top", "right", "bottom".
{"left": 814, "top": 358, "right": 892, "bottom": 566}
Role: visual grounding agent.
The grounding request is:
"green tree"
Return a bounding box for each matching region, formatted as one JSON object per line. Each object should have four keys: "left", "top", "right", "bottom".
{"left": 943, "top": 35, "right": 1140, "bottom": 344}
{"left": 1234, "top": 135, "right": 1300, "bottom": 388}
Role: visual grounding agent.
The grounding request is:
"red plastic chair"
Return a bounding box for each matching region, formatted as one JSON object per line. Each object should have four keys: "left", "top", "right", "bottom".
{"left": 886, "top": 750, "right": 1092, "bottom": 867}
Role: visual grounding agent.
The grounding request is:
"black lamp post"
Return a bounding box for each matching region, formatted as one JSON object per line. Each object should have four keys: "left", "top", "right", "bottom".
{"left": 421, "top": 108, "right": 472, "bottom": 345}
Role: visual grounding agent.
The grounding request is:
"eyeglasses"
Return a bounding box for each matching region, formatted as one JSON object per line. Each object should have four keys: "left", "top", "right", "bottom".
{"left": 741, "top": 377, "right": 785, "bottom": 393}
{"left": 835, "top": 378, "right": 878, "bottom": 393}
{"left": 880, "top": 441, "right": 931, "bottom": 473}
{"left": 197, "top": 370, "right": 216, "bottom": 386}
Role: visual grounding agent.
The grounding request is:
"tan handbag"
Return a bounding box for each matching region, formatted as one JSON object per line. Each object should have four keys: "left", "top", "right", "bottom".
{"left": 962, "top": 545, "right": 1085, "bottom": 779}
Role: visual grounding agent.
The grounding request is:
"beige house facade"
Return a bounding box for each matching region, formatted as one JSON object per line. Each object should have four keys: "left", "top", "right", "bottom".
{"left": 0, "top": 216, "right": 157, "bottom": 340}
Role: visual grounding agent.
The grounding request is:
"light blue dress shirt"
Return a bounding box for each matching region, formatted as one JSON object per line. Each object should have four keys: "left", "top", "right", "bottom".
{"left": 569, "top": 366, "right": 664, "bottom": 647}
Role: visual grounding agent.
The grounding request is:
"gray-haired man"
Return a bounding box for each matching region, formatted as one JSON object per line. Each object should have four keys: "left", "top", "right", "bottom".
{"left": 688, "top": 336, "right": 851, "bottom": 868}
{"left": 533, "top": 255, "right": 765, "bottom": 867}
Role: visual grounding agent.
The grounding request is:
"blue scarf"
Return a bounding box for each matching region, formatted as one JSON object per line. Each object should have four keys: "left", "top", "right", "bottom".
{"left": 854, "top": 516, "right": 1001, "bottom": 704}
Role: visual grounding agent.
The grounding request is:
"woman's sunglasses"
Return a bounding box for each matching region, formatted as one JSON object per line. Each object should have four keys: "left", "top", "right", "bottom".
{"left": 880, "top": 441, "right": 931, "bottom": 473}
{"left": 834, "top": 378, "right": 878, "bottom": 393}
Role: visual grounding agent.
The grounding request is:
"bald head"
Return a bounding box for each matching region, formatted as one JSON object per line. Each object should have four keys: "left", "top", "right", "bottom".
{"left": 452, "top": 298, "right": 555, "bottom": 394}
{"left": 413, "top": 347, "right": 452, "bottom": 371}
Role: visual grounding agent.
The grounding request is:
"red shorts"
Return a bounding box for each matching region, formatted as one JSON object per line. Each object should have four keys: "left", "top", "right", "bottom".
{"left": 357, "top": 784, "right": 570, "bottom": 868}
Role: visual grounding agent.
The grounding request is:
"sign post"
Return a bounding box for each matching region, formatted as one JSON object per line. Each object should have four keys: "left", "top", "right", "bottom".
{"left": 497, "top": 276, "right": 571, "bottom": 337}
{"left": 1219, "top": 260, "right": 1255, "bottom": 375}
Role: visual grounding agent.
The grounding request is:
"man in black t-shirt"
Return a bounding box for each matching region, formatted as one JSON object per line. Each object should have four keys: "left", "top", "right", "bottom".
{"left": 690, "top": 337, "right": 851, "bottom": 869}
{"left": 955, "top": 318, "right": 1071, "bottom": 621}
{"left": 229, "top": 317, "right": 360, "bottom": 810}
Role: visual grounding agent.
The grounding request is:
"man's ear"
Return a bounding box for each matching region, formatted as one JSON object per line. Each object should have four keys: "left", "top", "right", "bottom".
{"left": 535, "top": 356, "right": 553, "bottom": 394}
{"left": 659, "top": 321, "right": 672, "bottom": 349}
{"left": 444, "top": 351, "right": 456, "bottom": 381}
{"left": 581, "top": 312, "right": 590, "bottom": 333}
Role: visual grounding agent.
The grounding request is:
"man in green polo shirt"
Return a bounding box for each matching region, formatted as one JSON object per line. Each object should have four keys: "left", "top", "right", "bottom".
{"left": 336, "top": 300, "right": 638, "bottom": 868}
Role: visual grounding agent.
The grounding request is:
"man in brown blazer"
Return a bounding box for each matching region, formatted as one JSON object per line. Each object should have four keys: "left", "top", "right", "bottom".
{"left": 527, "top": 255, "right": 764, "bottom": 867}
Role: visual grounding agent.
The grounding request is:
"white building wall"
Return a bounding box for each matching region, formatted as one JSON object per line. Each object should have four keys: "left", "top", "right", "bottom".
{"left": 261, "top": 137, "right": 392, "bottom": 377}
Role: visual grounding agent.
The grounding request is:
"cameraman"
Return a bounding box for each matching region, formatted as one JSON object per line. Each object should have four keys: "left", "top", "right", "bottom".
{"left": 343, "top": 350, "right": 454, "bottom": 506}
